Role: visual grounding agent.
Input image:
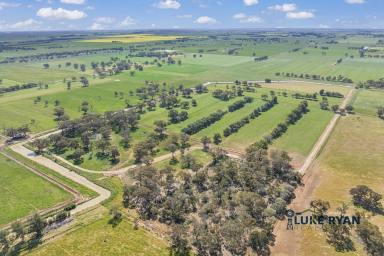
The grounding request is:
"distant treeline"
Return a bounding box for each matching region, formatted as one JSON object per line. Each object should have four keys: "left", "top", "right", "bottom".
{"left": 0, "top": 47, "right": 125, "bottom": 64}
{"left": 319, "top": 89, "right": 343, "bottom": 98}
{"left": 254, "top": 56, "right": 268, "bottom": 62}
{"left": 0, "top": 82, "right": 39, "bottom": 94}
{"left": 359, "top": 79, "right": 384, "bottom": 89}
{"left": 275, "top": 72, "right": 353, "bottom": 83}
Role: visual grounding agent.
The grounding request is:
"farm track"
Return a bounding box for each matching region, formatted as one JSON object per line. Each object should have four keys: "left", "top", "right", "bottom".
{"left": 271, "top": 87, "right": 356, "bottom": 255}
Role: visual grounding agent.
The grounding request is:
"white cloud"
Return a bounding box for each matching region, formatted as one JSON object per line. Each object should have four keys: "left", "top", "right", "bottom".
{"left": 60, "top": 0, "right": 85, "bottom": 4}
{"left": 156, "top": 0, "right": 181, "bottom": 9}
{"left": 243, "top": 0, "right": 258, "bottom": 6}
{"left": 319, "top": 24, "right": 330, "bottom": 28}
{"left": 194, "top": 16, "right": 219, "bottom": 25}
{"left": 268, "top": 3, "right": 297, "bottom": 12}
{"left": 10, "top": 19, "right": 41, "bottom": 29}
{"left": 286, "top": 11, "right": 314, "bottom": 19}
{"left": 233, "top": 13, "right": 262, "bottom": 23}
{"left": 95, "top": 16, "right": 115, "bottom": 24}
{"left": 120, "top": 16, "right": 136, "bottom": 26}
{"left": 233, "top": 13, "right": 247, "bottom": 19}
{"left": 37, "top": 7, "right": 87, "bottom": 20}
{"left": 177, "top": 14, "right": 192, "bottom": 19}
{"left": 345, "top": 0, "right": 366, "bottom": 4}
{"left": 89, "top": 23, "right": 102, "bottom": 30}
{"left": 0, "top": 2, "right": 21, "bottom": 10}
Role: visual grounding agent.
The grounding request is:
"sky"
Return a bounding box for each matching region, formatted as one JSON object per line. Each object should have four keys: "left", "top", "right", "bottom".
{"left": 0, "top": 0, "right": 382, "bottom": 31}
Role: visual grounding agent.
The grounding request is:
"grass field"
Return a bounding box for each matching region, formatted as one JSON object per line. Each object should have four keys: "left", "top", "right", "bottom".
{"left": 289, "top": 114, "right": 384, "bottom": 256}
{"left": 352, "top": 89, "right": 384, "bottom": 116}
{"left": 29, "top": 215, "right": 169, "bottom": 256}
{"left": 0, "top": 153, "right": 72, "bottom": 226}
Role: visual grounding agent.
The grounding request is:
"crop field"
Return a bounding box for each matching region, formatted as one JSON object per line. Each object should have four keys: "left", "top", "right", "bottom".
{"left": 81, "top": 33, "right": 188, "bottom": 44}
{"left": 0, "top": 153, "right": 72, "bottom": 226}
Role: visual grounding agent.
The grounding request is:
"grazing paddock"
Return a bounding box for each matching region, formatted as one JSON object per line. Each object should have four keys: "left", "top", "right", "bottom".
{"left": 0, "top": 154, "right": 72, "bottom": 226}
{"left": 29, "top": 215, "right": 169, "bottom": 256}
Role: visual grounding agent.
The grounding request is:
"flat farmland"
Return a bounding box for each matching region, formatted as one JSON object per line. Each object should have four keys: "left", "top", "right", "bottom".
{"left": 0, "top": 153, "right": 72, "bottom": 226}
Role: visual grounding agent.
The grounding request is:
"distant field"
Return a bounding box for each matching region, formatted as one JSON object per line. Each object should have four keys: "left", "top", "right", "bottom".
{"left": 0, "top": 153, "right": 71, "bottom": 226}
{"left": 352, "top": 89, "right": 384, "bottom": 116}
{"left": 29, "top": 216, "right": 169, "bottom": 256}
{"left": 82, "top": 34, "right": 188, "bottom": 44}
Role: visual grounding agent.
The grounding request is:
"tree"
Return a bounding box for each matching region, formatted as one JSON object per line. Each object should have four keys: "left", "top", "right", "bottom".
{"left": 180, "top": 133, "right": 190, "bottom": 151}
{"left": 110, "top": 146, "right": 120, "bottom": 163}
{"left": 170, "top": 225, "right": 191, "bottom": 256}
{"left": 213, "top": 133, "right": 222, "bottom": 145}
{"left": 356, "top": 218, "right": 384, "bottom": 256}
{"left": 154, "top": 120, "right": 167, "bottom": 139}
{"left": 0, "top": 230, "right": 9, "bottom": 255}
{"left": 331, "top": 105, "right": 339, "bottom": 113}
{"left": 167, "top": 143, "right": 178, "bottom": 164}
{"left": 310, "top": 199, "right": 330, "bottom": 216}
{"left": 72, "top": 148, "right": 84, "bottom": 164}
{"left": 121, "top": 129, "right": 131, "bottom": 149}
{"left": 345, "top": 104, "right": 354, "bottom": 113}
{"left": 350, "top": 185, "right": 383, "bottom": 213}
{"left": 30, "top": 214, "right": 45, "bottom": 237}
{"left": 109, "top": 206, "right": 123, "bottom": 228}
{"left": 53, "top": 107, "right": 66, "bottom": 121}
{"left": 96, "top": 138, "right": 111, "bottom": 156}
{"left": 377, "top": 107, "right": 384, "bottom": 119}
{"left": 249, "top": 229, "right": 274, "bottom": 256}
{"left": 80, "top": 101, "right": 89, "bottom": 115}
{"left": 11, "top": 221, "right": 24, "bottom": 241}
{"left": 32, "top": 139, "right": 48, "bottom": 155}
{"left": 323, "top": 221, "right": 354, "bottom": 252}
{"left": 201, "top": 136, "right": 211, "bottom": 152}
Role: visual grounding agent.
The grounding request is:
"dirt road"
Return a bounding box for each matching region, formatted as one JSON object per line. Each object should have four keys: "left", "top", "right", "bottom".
{"left": 271, "top": 88, "right": 356, "bottom": 255}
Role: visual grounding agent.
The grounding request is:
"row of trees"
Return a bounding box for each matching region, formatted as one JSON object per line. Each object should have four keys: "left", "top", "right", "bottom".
{"left": 319, "top": 89, "right": 344, "bottom": 98}
{"left": 223, "top": 97, "right": 279, "bottom": 137}
{"left": 359, "top": 78, "right": 384, "bottom": 89}
{"left": 227, "top": 97, "right": 253, "bottom": 112}
{"left": 182, "top": 110, "right": 227, "bottom": 135}
{"left": 275, "top": 72, "right": 353, "bottom": 83}
{"left": 0, "top": 47, "right": 124, "bottom": 64}
{"left": 0, "top": 82, "right": 38, "bottom": 94}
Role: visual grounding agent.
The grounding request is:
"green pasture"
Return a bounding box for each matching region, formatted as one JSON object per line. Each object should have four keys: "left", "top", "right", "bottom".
{"left": 0, "top": 153, "right": 71, "bottom": 226}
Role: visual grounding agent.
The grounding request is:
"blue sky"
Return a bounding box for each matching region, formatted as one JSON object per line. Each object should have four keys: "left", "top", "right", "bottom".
{"left": 0, "top": 0, "right": 382, "bottom": 31}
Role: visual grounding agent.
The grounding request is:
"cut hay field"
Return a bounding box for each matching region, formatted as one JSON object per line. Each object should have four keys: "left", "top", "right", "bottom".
{"left": 0, "top": 153, "right": 72, "bottom": 226}
{"left": 279, "top": 114, "right": 384, "bottom": 256}
{"left": 81, "top": 34, "right": 188, "bottom": 44}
